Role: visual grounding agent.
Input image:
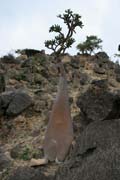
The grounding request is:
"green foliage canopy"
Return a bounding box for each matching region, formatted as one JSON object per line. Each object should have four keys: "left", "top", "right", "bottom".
{"left": 45, "top": 9, "right": 83, "bottom": 56}
{"left": 77, "top": 35, "right": 102, "bottom": 54}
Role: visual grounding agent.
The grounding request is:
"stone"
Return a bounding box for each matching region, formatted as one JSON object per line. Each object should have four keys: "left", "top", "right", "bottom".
{"left": 91, "top": 79, "right": 108, "bottom": 89}
{"left": 10, "top": 144, "right": 23, "bottom": 159}
{"left": 1, "top": 91, "right": 16, "bottom": 108}
{"left": 70, "top": 58, "right": 80, "bottom": 69}
{"left": 95, "top": 51, "right": 109, "bottom": 60}
{"left": 80, "top": 73, "right": 90, "bottom": 85}
{"left": 114, "top": 65, "right": 120, "bottom": 82}
{"left": 0, "top": 91, "right": 15, "bottom": 116}
{"left": 93, "top": 63, "right": 106, "bottom": 74}
{"left": 0, "top": 152, "right": 12, "bottom": 172}
{"left": 0, "top": 73, "right": 5, "bottom": 93}
{"left": 56, "top": 119, "right": 120, "bottom": 180}
{"left": 116, "top": 74, "right": 120, "bottom": 82}
{"left": 77, "top": 86, "right": 120, "bottom": 122}
{"left": 0, "top": 91, "right": 32, "bottom": 116}
{"left": 6, "top": 91, "right": 33, "bottom": 116}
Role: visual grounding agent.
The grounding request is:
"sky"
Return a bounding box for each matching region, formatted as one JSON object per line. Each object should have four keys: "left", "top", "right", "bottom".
{"left": 0, "top": 0, "right": 120, "bottom": 61}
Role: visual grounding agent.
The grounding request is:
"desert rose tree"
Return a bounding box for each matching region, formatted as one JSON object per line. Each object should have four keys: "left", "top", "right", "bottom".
{"left": 45, "top": 9, "right": 83, "bottom": 57}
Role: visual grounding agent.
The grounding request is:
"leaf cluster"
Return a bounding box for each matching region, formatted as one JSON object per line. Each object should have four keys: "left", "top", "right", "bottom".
{"left": 45, "top": 9, "right": 83, "bottom": 56}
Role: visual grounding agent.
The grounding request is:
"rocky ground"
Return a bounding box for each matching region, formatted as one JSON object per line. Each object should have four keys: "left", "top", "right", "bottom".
{"left": 0, "top": 52, "right": 120, "bottom": 180}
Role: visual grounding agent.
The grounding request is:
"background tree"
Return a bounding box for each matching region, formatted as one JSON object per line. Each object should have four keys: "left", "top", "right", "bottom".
{"left": 77, "top": 35, "right": 102, "bottom": 55}
{"left": 118, "top": 44, "right": 120, "bottom": 51}
{"left": 114, "top": 44, "right": 120, "bottom": 58}
{"left": 45, "top": 9, "right": 83, "bottom": 56}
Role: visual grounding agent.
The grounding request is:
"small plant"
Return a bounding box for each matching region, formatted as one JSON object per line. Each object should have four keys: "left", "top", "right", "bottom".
{"left": 20, "top": 146, "right": 31, "bottom": 161}
{"left": 15, "top": 72, "right": 26, "bottom": 81}
{"left": 16, "top": 49, "right": 41, "bottom": 57}
{"left": 45, "top": 9, "right": 83, "bottom": 56}
{"left": 1, "top": 53, "right": 15, "bottom": 63}
{"left": 34, "top": 56, "right": 47, "bottom": 65}
{"left": 77, "top": 35, "right": 102, "bottom": 55}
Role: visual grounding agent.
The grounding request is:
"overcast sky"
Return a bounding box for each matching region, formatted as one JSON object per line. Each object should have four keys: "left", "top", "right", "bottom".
{"left": 0, "top": 0, "right": 120, "bottom": 60}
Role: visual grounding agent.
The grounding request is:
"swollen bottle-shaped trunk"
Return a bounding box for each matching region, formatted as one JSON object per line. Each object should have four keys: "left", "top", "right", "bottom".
{"left": 43, "top": 62, "right": 73, "bottom": 162}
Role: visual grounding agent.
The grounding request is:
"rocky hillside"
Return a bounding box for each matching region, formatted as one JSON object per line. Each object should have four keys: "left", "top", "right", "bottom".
{"left": 0, "top": 51, "right": 120, "bottom": 180}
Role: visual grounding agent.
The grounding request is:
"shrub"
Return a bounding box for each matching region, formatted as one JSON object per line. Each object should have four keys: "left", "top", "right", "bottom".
{"left": 77, "top": 35, "right": 102, "bottom": 55}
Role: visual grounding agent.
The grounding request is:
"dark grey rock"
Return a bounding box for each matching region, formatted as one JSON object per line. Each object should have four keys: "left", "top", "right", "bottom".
{"left": 80, "top": 73, "right": 90, "bottom": 85}
{"left": 0, "top": 91, "right": 32, "bottom": 116}
{"left": 77, "top": 87, "right": 120, "bottom": 122}
{"left": 114, "top": 65, "right": 120, "bottom": 82}
{"left": 10, "top": 144, "right": 23, "bottom": 159}
{"left": 116, "top": 74, "right": 120, "bottom": 82}
{"left": 56, "top": 119, "right": 120, "bottom": 180}
{"left": 40, "top": 69, "right": 49, "bottom": 79}
{"left": 70, "top": 58, "right": 80, "bottom": 69}
{"left": 114, "top": 65, "right": 120, "bottom": 74}
{"left": 91, "top": 79, "right": 108, "bottom": 89}
{"left": 6, "top": 92, "right": 33, "bottom": 116}
{"left": 0, "top": 91, "right": 15, "bottom": 116}
{"left": 93, "top": 63, "right": 106, "bottom": 74}
{"left": 0, "top": 153, "right": 12, "bottom": 172}
{"left": 0, "top": 73, "right": 5, "bottom": 93}
{"left": 8, "top": 166, "right": 53, "bottom": 180}
{"left": 95, "top": 51, "right": 109, "bottom": 60}
{"left": 1, "top": 91, "right": 15, "bottom": 108}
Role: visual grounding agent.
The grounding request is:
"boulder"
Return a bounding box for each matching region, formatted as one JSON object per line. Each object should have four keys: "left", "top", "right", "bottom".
{"left": 77, "top": 83, "right": 120, "bottom": 122}
{"left": 6, "top": 91, "right": 33, "bottom": 116}
{"left": 0, "top": 91, "right": 32, "bottom": 116}
{"left": 56, "top": 119, "right": 120, "bottom": 180}
{"left": 0, "top": 91, "right": 15, "bottom": 116}
{"left": 1, "top": 91, "right": 15, "bottom": 108}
